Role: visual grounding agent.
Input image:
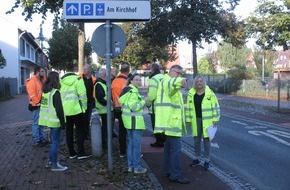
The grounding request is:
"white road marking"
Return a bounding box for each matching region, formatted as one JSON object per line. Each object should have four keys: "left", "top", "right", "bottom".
{"left": 232, "top": 120, "right": 248, "bottom": 126}
{"left": 248, "top": 130, "right": 290, "bottom": 146}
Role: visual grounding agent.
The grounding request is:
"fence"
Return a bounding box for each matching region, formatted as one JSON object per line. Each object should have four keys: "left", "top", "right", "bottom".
{"left": 0, "top": 77, "right": 17, "bottom": 100}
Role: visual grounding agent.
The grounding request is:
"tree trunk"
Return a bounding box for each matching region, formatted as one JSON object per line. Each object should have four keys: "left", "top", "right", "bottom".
{"left": 191, "top": 40, "right": 198, "bottom": 76}
{"left": 78, "top": 22, "right": 85, "bottom": 73}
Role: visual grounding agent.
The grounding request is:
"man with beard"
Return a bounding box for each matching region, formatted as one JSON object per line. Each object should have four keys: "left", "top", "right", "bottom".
{"left": 26, "top": 66, "right": 47, "bottom": 147}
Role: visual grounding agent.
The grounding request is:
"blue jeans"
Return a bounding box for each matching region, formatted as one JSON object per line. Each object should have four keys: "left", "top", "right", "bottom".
{"left": 127, "top": 129, "right": 143, "bottom": 170}
{"left": 49, "top": 127, "right": 63, "bottom": 163}
{"left": 163, "top": 136, "right": 182, "bottom": 180}
{"left": 32, "top": 109, "right": 46, "bottom": 143}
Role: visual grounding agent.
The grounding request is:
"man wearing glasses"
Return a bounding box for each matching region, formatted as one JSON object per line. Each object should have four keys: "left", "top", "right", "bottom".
{"left": 154, "top": 65, "right": 190, "bottom": 184}
{"left": 26, "top": 66, "right": 47, "bottom": 147}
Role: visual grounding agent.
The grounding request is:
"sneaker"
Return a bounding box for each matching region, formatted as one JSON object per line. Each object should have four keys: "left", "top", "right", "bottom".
{"left": 78, "top": 153, "right": 91, "bottom": 160}
{"left": 128, "top": 167, "right": 133, "bottom": 172}
{"left": 51, "top": 162, "right": 68, "bottom": 172}
{"left": 204, "top": 162, "right": 210, "bottom": 170}
{"left": 119, "top": 153, "right": 126, "bottom": 158}
{"left": 33, "top": 142, "right": 40, "bottom": 147}
{"left": 134, "top": 168, "right": 147, "bottom": 174}
{"left": 69, "top": 154, "right": 78, "bottom": 159}
{"left": 150, "top": 142, "right": 164, "bottom": 147}
{"left": 40, "top": 139, "right": 49, "bottom": 146}
{"left": 169, "top": 177, "right": 190, "bottom": 184}
{"left": 45, "top": 161, "right": 52, "bottom": 168}
{"left": 189, "top": 159, "right": 200, "bottom": 167}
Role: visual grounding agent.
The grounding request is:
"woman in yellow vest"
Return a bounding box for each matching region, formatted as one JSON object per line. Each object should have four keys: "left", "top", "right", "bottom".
{"left": 186, "top": 75, "right": 220, "bottom": 170}
{"left": 118, "top": 74, "right": 147, "bottom": 174}
{"left": 39, "top": 71, "right": 67, "bottom": 172}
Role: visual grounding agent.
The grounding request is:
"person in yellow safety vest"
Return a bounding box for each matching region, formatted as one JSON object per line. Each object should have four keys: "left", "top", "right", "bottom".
{"left": 94, "top": 67, "right": 113, "bottom": 149}
{"left": 60, "top": 62, "right": 90, "bottom": 160}
{"left": 118, "top": 74, "right": 147, "bottom": 174}
{"left": 186, "top": 75, "right": 220, "bottom": 170}
{"left": 146, "top": 63, "right": 165, "bottom": 147}
{"left": 154, "top": 65, "right": 190, "bottom": 184}
{"left": 79, "top": 64, "right": 97, "bottom": 140}
{"left": 39, "top": 71, "right": 68, "bottom": 172}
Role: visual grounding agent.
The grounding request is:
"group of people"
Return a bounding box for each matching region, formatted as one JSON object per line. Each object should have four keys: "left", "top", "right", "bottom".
{"left": 113, "top": 63, "right": 220, "bottom": 183}
{"left": 26, "top": 63, "right": 98, "bottom": 172}
{"left": 26, "top": 62, "right": 220, "bottom": 183}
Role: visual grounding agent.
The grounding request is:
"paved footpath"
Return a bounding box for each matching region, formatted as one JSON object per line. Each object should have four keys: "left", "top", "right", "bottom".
{"left": 0, "top": 95, "right": 122, "bottom": 190}
{"left": 2, "top": 93, "right": 289, "bottom": 190}
{"left": 0, "top": 94, "right": 233, "bottom": 190}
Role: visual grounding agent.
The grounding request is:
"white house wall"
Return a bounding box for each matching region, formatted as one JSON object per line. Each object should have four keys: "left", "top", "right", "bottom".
{"left": 0, "top": 16, "right": 19, "bottom": 79}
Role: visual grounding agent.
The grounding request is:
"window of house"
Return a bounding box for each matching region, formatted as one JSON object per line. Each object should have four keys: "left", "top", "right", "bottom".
{"left": 26, "top": 43, "right": 30, "bottom": 59}
{"left": 31, "top": 47, "right": 34, "bottom": 61}
{"left": 20, "top": 38, "right": 25, "bottom": 56}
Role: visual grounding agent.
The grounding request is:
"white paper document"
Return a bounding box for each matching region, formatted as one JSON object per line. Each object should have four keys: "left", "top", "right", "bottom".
{"left": 207, "top": 125, "right": 217, "bottom": 141}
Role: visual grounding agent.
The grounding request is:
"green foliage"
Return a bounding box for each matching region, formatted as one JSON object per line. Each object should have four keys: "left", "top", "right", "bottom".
{"left": 0, "top": 49, "right": 7, "bottom": 69}
{"left": 227, "top": 64, "right": 256, "bottom": 80}
{"left": 139, "top": 0, "right": 243, "bottom": 74}
{"left": 47, "top": 20, "right": 91, "bottom": 71}
{"left": 7, "top": 0, "right": 63, "bottom": 21}
{"left": 197, "top": 57, "right": 213, "bottom": 74}
{"left": 217, "top": 41, "right": 251, "bottom": 70}
{"left": 246, "top": 0, "right": 290, "bottom": 50}
{"left": 110, "top": 23, "right": 176, "bottom": 70}
{"left": 252, "top": 49, "right": 276, "bottom": 78}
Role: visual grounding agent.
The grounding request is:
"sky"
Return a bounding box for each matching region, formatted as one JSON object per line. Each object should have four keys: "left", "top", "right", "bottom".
{"left": 0, "top": 0, "right": 259, "bottom": 59}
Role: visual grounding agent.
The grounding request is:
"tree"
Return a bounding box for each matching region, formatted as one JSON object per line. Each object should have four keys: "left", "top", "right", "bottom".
{"left": 139, "top": 0, "right": 243, "bottom": 75}
{"left": 217, "top": 41, "right": 251, "bottom": 71}
{"left": 197, "top": 57, "right": 213, "bottom": 74}
{"left": 227, "top": 64, "right": 256, "bottom": 80}
{"left": 7, "top": 0, "right": 86, "bottom": 72}
{"left": 246, "top": 0, "right": 290, "bottom": 51}
{"left": 97, "top": 23, "right": 177, "bottom": 70}
{"left": 0, "top": 49, "right": 7, "bottom": 69}
{"left": 48, "top": 20, "right": 92, "bottom": 71}
{"left": 253, "top": 48, "right": 276, "bottom": 78}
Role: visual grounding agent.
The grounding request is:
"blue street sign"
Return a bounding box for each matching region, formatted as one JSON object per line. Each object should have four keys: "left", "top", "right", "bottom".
{"left": 81, "top": 3, "right": 94, "bottom": 16}
{"left": 63, "top": 0, "right": 151, "bottom": 22}
{"left": 66, "top": 3, "right": 79, "bottom": 16}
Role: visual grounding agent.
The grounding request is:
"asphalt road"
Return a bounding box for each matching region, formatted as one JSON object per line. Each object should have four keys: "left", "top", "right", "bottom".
{"left": 182, "top": 113, "right": 290, "bottom": 190}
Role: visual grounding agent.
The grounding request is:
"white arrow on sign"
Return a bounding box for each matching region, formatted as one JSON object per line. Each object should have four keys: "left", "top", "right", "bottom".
{"left": 68, "top": 5, "right": 77, "bottom": 14}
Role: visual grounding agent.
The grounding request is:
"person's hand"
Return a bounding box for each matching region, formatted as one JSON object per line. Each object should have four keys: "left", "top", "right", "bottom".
{"left": 145, "top": 98, "right": 151, "bottom": 107}
{"left": 182, "top": 79, "right": 188, "bottom": 88}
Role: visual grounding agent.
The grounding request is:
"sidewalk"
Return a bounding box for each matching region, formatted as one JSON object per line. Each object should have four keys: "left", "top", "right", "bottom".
{"left": 1, "top": 93, "right": 289, "bottom": 189}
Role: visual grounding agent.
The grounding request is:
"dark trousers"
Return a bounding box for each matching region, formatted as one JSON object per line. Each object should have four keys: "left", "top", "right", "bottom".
{"left": 66, "top": 113, "right": 86, "bottom": 155}
{"left": 114, "top": 108, "right": 127, "bottom": 155}
{"left": 100, "top": 113, "right": 108, "bottom": 147}
{"left": 150, "top": 113, "right": 166, "bottom": 144}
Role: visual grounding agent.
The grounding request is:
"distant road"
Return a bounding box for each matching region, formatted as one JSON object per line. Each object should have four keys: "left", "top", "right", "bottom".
{"left": 182, "top": 109, "right": 290, "bottom": 190}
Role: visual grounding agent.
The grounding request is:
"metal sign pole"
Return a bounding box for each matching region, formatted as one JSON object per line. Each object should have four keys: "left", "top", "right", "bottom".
{"left": 105, "top": 20, "right": 113, "bottom": 171}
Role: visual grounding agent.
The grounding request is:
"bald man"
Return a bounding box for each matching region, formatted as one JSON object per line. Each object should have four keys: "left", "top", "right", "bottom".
{"left": 80, "top": 64, "right": 97, "bottom": 140}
